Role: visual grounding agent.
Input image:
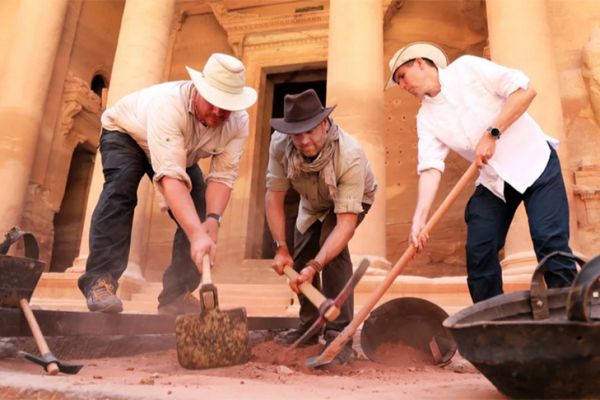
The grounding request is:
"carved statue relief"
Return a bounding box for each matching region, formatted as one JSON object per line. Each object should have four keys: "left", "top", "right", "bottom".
{"left": 582, "top": 26, "right": 600, "bottom": 126}
{"left": 59, "top": 71, "right": 102, "bottom": 144}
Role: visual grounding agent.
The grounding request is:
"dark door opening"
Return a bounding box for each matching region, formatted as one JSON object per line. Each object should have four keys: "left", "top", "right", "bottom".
{"left": 50, "top": 145, "right": 95, "bottom": 272}
{"left": 260, "top": 72, "right": 327, "bottom": 259}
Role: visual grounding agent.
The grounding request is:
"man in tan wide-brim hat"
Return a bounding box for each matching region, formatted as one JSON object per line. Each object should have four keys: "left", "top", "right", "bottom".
{"left": 386, "top": 41, "right": 576, "bottom": 303}
{"left": 265, "top": 89, "right": 378, "bottom": 364}
{"left": 78, "top": 53, "right": 257, "bottom": 315}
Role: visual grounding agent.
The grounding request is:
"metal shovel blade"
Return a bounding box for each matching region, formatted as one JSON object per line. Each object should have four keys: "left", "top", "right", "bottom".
{"left": 176, "top": 307, "right": 249, "bottom": 369}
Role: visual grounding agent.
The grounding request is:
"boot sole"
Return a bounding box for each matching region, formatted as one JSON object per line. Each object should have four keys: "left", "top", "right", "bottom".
{"left": 88, "top": 302, "right": 123, "bottom": 313}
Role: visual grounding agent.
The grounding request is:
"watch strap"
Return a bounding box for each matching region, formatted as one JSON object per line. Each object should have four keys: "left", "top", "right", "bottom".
{"left": 206, "top": 213, "right": 222, "bottom": 226}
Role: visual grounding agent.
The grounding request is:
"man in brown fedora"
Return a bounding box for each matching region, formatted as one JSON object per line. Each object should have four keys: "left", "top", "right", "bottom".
{"left": 266, "top": 89, "right": 377, "bottom": 364}
{"left": 78, "top": 53, "right": 257, "bottom": 314}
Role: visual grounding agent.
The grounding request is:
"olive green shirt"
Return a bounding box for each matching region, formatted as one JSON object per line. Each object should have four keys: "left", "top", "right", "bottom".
{"left": 266, "top": 124, "right": 377, "bottom": 234}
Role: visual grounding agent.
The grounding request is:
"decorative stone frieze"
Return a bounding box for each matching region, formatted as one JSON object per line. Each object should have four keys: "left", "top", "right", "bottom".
{"left": 174, "top": 1, "right": 402, "bottom": 58}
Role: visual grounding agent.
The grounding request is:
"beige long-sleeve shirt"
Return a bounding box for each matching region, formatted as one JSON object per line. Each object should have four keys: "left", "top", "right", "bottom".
{"left": 266, "top": 124, "right": 377, "bottom": 234}
{"left": 101, "top": 80, "right": 249, "bottom": 190}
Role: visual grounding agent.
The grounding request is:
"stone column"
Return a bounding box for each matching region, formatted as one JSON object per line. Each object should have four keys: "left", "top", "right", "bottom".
{"left": 327, "top": 0, "right": 387, "bottom": 259}
{"left": 71, "top": 0, "right": 175, "bottom": 280}
{"left": 486, "top": 0, "right": 577, "bottom": 272}
{"left": 0, "top": 0, "right": 69, "bottom": 235}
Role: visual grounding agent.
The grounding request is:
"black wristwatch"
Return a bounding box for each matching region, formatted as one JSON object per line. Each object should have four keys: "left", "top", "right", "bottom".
{"left": 487, "top": 126, "right": 501, "bottom": 139}
{"left": 206, "top": 213, "right": 222, "bottom": 227}
{"left": 272, "top": 239, "right": 288, "bottom": 252}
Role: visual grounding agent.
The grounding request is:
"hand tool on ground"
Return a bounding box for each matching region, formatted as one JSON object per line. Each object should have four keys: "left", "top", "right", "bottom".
{"left": 307, "top": 162, "right": 479, "bottom": 368}
{"left": 175, "top": 255, "right": 249, "bottom": 369}
{"left": 282, "top": 266, "right": 341, "bottom": 321}
{"left": 0, "top": 227, "right": 83, "bottom": 375}
{"left": 288, "top": 258, "right": 370, "bottom": 350}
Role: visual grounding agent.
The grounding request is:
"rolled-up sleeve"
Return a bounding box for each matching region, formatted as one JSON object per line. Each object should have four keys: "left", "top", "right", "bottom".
{"left": 265, "top": 132, "right": 290, "bottom": 192}
{"left": 460, "top": 55, "right": 530, "bottom": 98}
{"left": 147, "top": 102, "right": 192, "bottom": 190}
{"left": 334, "top": 151, "right": 365, "bottom": 214}
{"left": 416, "top": 114, "right": 449, "bottom": 174}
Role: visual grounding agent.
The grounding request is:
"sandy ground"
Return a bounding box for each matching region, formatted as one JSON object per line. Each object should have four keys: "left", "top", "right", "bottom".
{"left": 0, "top": 338, "right": 505, "bottom": 400}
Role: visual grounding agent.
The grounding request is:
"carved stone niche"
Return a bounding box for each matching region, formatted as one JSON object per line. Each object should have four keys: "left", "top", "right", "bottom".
{"left": 573, "top": 164, "right": 600, "bottom": 226}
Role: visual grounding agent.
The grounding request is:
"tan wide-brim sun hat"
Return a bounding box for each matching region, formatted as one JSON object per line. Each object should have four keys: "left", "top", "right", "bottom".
{"left": 186, "top": 53, "right": 257, "bottom": 111}
{"left": 384, "top": 42, "right": 448, "bottom": 90}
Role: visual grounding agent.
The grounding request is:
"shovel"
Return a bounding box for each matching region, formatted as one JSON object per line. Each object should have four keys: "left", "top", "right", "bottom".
{"left": 175, "top": 255, "right": 250, "bottom": 369}
{"left": 307, "top": 162, "right": 479, "bottom": 368}
{"left": 0, "top": 227, "right": 83, "bottom": 375}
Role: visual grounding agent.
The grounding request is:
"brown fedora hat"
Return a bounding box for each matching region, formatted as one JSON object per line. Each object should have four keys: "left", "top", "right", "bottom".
{"left": 270, "top": 89, "right": 336, "bottom": 134}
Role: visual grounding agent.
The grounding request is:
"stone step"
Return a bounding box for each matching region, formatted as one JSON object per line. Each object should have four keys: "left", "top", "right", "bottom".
{"left": 29, "top": 298, "right": 297, "bottom": 317}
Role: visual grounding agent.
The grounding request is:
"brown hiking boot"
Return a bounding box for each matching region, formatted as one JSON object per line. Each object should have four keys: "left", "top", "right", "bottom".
{"left": 157, "top": 292, "right": 201, "bottom": 315}
{"left": 86, "top": 278, "right": 123, "bottom": 313}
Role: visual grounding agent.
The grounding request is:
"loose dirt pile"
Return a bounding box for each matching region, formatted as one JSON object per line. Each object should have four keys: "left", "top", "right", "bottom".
{"left": 0, "top": 338, "right": 500, "bottom": 400}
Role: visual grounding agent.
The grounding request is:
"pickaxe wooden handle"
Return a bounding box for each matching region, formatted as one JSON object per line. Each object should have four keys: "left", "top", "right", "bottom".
{"left": 283, "top": 266, "right": 341, "bottom": 321}
{"left": 19, "top": 298, "right": 59, "bottom": 375}
{"left": 307, "top": 162, "right": 479, "bottom": 368}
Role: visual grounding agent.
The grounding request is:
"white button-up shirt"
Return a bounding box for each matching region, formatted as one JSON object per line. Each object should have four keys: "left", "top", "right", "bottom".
{"left": 416, "top": 55, "right": 558, "bottom": 200}
{"left": 101, "top": 81, "right": 249, "bottom": 190}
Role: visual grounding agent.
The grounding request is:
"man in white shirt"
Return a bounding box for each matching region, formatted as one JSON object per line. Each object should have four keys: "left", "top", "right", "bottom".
{"left": 386, "top": 41, "right": 577, "bottom": 302}
{"left": 78, "top": 53, "right": 256, "bottom": 313}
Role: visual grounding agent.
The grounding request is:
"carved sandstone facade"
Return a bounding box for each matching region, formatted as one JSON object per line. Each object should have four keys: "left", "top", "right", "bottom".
{"left": 1, "top": 0, "right": 599, "bottom": 292}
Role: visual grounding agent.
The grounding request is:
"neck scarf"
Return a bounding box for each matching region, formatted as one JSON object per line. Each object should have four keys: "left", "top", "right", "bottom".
{"left": 286, "top": 119, "right": 340, "bottom": 200}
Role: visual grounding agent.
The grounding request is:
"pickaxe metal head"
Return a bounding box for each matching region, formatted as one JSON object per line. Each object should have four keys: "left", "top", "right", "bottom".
{"left": 288, "top": 258, "right": 370, "bottom": 350}
{"left": 18, "top": 351, "right": 83, "bottom": 374}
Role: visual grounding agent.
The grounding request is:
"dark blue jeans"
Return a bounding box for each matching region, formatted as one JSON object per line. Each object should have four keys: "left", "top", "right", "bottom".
{"left": 78, "top": 130, "right": 206, "bottom": 306}
{"left": 464, "top": 145, "right": 577, "bottom": 303}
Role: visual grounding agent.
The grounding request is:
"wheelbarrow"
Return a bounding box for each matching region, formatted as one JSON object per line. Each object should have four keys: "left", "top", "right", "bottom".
{"left": 444, "top": 251, "right": 600, "bottom": 399}
{"left": 0, "top": 227, "right": 83, "bottom": 374}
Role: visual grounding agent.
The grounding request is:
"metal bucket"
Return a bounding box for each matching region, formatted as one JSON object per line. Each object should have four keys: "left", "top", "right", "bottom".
{"left": 444, "top": 251, "right": 600, "bottom": 399}
{"left": 361, "top": 297, "right": 457, "bottom": 364}
{"left": 0, "top": 228, "right": 45, "bottom": 307}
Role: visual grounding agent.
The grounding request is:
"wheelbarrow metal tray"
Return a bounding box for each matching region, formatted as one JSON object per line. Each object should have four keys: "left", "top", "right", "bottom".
{"left": 444, "top": 253, "right": 600, "bottom": 399}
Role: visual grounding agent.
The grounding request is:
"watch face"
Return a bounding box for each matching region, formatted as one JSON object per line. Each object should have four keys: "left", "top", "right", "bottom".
{"left": 490, "top": 127, "right": 500, "bottom": 137}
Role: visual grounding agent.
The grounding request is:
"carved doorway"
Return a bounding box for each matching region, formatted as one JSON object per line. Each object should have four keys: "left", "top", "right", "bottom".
{"left": 245, "top": 68, "right": 327, "bottom": 259}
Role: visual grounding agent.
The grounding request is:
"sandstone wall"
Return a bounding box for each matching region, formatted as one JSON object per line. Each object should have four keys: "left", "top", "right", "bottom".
{"left": 383, "top": 0, "right": 487, "bottom": 276}
{"left": 547, "top": 0, "right": 600, "bottom": 258}
{"left": 19, "top": 0, "right": 123, "bottom": 265}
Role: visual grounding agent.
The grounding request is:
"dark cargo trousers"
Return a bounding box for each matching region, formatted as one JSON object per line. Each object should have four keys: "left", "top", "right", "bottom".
{"left": 464, "top": 144, "right": 577, "bottom": 303}
{"left": 293, "top": 204, "right": 370, "bottom": 334}
{"left": 78, "top": 129, "right": 206, "bottom": 306}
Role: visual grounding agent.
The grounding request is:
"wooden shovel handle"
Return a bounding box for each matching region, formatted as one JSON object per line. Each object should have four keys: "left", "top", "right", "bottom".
{"left": 283, "top": 266, "right": 340, "bottom": 321}
{"left": 316, "top": 162, "right": 479, "bottom": 364}
{"left": 201, "top": 254, "right": 212, "bottom": 285}
{"left": 19, "top": 299, "right": 59, "bottom": 375}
